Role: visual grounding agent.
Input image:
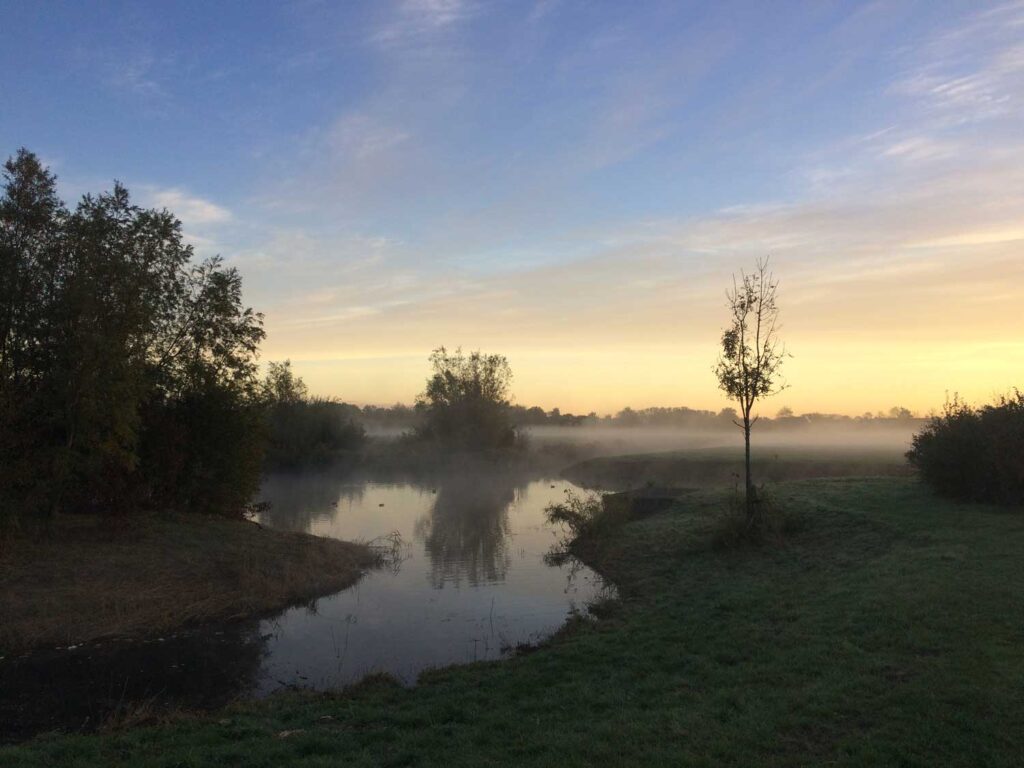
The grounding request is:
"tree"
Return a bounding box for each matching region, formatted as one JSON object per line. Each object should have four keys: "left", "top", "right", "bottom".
{"left": 0, "top": 148, "right": 266, "bottom": 522}
{"left": 263, "top": 360, "right": 309, "bottom": 405}
{"left": 714, "top": 257, "right": 787, "bottom": 514}
{"left": 416, "top": 347, "right": 516, "bottom": 452}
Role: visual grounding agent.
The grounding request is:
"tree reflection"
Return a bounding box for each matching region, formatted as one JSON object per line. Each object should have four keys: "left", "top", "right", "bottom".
{"left": 257, "top": 468, "right": 364, "bottom": 532}
{"left": 414, "top": 472, "right": 525, "bottom": 588}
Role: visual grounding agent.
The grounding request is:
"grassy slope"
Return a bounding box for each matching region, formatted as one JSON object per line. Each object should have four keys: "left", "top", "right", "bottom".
{"left": 5, "top": 478, "right": 1024, "bottom": 766}
{"left": 0, "top": 514, "right": 376, "bottom": 652}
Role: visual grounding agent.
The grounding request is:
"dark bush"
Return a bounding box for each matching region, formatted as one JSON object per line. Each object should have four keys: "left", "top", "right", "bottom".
{"left": 907, "top": 392, "right": 1024, "bottom": 505}
{"left": 138, "top": 383, "right": 266, "bottom": 517}
{"left": 265, "top": 397, "right": 366, "bottom": 468}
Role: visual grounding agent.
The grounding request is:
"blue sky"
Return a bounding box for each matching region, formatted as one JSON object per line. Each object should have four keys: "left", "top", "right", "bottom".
{"left": 3, "top": 1, "right": 1023, "bottom": 413}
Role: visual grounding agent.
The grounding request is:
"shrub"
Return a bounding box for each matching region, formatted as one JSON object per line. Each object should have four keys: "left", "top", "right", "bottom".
{"left": 907, "top": 392, "right": 1024, "bottom": 505}
{"left": 709, "top": 488, "right": 801, "bottom": 549}
{"left": 261, "top": 362, "right": 366, "bottom": 468}
{"left": 264, "top": 397, "right": 366, "bottom": 468}
{"left": 545, "top": 489, "right": 628, "bottom": 548}
{"left": 138, "top": 381, "right": 266, "bottom": 517}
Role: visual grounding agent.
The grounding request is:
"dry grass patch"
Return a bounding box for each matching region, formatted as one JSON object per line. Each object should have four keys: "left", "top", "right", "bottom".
{"left": 0, "top": 513, "right": 376, "bottom": 652}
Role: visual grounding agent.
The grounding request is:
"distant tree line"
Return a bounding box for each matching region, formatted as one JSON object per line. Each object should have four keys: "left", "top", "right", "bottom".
{"left": 341, "top": 401, "right": 922, "bottom": 433}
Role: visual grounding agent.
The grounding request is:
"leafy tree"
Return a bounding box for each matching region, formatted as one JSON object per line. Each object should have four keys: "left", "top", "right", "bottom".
{"left": 263, "top": 360, "right": 309, "bottom": 405}
{"left": 0, "top": 151, "right": 68, "bottom": 524}
{"left": 416, "top": 347, "right": 516, "bottom": 452}
{"left": 714, "top": 257, "right": 788, "bottom": 514}
{"left": 0, "top": 148, "right": 266, "bottom": 523}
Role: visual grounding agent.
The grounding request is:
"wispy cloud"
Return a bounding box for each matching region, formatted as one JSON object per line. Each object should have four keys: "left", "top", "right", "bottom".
{"left": 370, "top": 0, "right": 476, "bottom": 48}
{"left": 327, "top": 114, "right": 411, "bottom": 161}
{"left": 142, "top": 187, "right": 232, "bottom": 226}
{"left": 892, "top": 2, "right": 1024, "bottom": 125}
{"left": 106, "top": 52, "right": 165, "bottom": 98}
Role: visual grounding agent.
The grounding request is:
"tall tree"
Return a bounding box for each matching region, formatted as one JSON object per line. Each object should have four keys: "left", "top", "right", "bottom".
{"left": 714, "top": 257, "right": 787, "bottom": 514}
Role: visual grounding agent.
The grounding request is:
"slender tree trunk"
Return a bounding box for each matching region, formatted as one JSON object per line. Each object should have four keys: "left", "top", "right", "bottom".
{"left": 743, "top": 415, "right": 754, "bottom": 516}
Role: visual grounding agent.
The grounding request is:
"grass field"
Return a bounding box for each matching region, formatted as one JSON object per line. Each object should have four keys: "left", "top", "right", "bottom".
{"left": 0, "top": 514, "right": 376, "bottom": 653}
{"left": 4, "top": 477, "right": 1024, "bottom": 766}
{"left": 563, "top": 445, "right": 911, "bottom": 490}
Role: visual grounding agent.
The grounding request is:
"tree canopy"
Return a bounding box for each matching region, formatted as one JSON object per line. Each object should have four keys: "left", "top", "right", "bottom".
{"left": 0, "top": 148, "right": 265, "bottom": 524}
{"left": 416, "top": 347, "right": 517, "bottom": 452}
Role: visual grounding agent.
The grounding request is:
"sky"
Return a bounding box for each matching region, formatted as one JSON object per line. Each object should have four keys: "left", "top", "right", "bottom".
{"left": 2, "top": 0, "right": 1023, "bottom": 415}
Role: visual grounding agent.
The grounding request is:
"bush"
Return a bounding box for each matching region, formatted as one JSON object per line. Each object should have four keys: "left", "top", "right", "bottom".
{"left": 709, "top": 489, "right": 801, "bottom": 549}
{"left": 545, "top": 489, "right": 628, "bottom": 549}
{"left": 138, "top": 381, "right": 266, "bottom": 517}
{"left": 907, "top": 392, "right": 1024, "bottom": 505}
{"left": 264, "top": 397, "right": 366, "bottom": 468}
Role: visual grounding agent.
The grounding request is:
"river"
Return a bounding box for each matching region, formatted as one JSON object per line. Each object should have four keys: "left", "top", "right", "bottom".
{"left": 0, "top": 468, "right": 610, "bottom": 741}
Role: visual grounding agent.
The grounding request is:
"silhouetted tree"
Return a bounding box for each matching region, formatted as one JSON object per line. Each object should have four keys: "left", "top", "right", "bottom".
{"left": 0, "top": 148, "right": 266, "bottom": 523}
{"left": 416, "top": 347, "right": 516, "bottom": 452}
{"left": 262, "top": 360, "right": 308, "bottom": 404}
{"left": 714, "top": 257, "right": 787, "bottom": 514}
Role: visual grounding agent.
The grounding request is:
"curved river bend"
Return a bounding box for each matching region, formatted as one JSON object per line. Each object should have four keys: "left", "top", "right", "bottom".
{"left": 0, "top": 470, "right": 610, "bottom": 741}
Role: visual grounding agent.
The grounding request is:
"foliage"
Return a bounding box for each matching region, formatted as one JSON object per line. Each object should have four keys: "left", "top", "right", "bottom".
{"left": 262, "top": 361, "right": 366, "bottom": 468}
{"left": 714, "top": 256, "right": 787, "bottom": 513}
{"left": 907, "top": 391, "right": 1024, "bottom": 505}
{"left": 415, "top": 346, "right": 517, "bottom": 451}
{"left": 0, "top": 149, "right": 266, "bottom": 522}
{"left": 262, "top": 360, "right": 308, "bottom": 404}
{"left": 548, "top": 489, "right": 610, "bottom": 536}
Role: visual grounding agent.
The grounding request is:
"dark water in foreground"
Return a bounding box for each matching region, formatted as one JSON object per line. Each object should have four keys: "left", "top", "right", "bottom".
{"left": 0, "top": 470, "right": 610, "bottom": 741}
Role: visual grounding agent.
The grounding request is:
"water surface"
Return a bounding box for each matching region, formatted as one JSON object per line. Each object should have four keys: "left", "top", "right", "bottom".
{"left": 0, "top": 469, "right": 608, "bottom": 740}
{"left": 254, "top": 470, "right": 609, "bottom": 689}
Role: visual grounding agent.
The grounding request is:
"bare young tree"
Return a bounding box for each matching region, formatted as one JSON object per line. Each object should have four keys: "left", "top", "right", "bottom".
{"left": 714, "top": 257, "right": 787, "bottom": 514}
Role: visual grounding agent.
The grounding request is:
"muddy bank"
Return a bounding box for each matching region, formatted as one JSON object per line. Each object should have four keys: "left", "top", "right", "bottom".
{"left": 0, "top": 513, "right": 376, "bottom": 654}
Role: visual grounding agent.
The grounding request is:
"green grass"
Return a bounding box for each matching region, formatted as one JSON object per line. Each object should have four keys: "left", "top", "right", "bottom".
{"left": 5, "top": 477, "right": 1024, "bottom": 766}
{"left": 563, "top": 445, "right": 910, "bottom": 489}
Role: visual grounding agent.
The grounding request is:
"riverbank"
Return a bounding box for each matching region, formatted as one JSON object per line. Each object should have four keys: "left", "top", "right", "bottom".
{"left": 6, "top": 477, "right": 1024, "bottom": 765}
{"left": 0, "top": 513, "right": 377, "bottom": 654}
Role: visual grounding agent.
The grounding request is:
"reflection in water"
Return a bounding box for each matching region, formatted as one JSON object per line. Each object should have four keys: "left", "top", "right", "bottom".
{"left": 257, "top": 468, "right": 365, "bottom": 532}
{"left": 254, "top": 468, "right": 611, "bottom": 689}
{"left": 2, "top": 468, "right": 612, "bottom": 742}
{"left": 414, "top": 475, "right": 517, "bottom": 588}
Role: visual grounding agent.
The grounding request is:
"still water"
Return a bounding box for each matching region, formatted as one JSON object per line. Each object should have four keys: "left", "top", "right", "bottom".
{"left": 0, "top": 470, "right": 609, "bottom": 740}
{"left": 254, "top": 470, "right": 608, "bottom": 689}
